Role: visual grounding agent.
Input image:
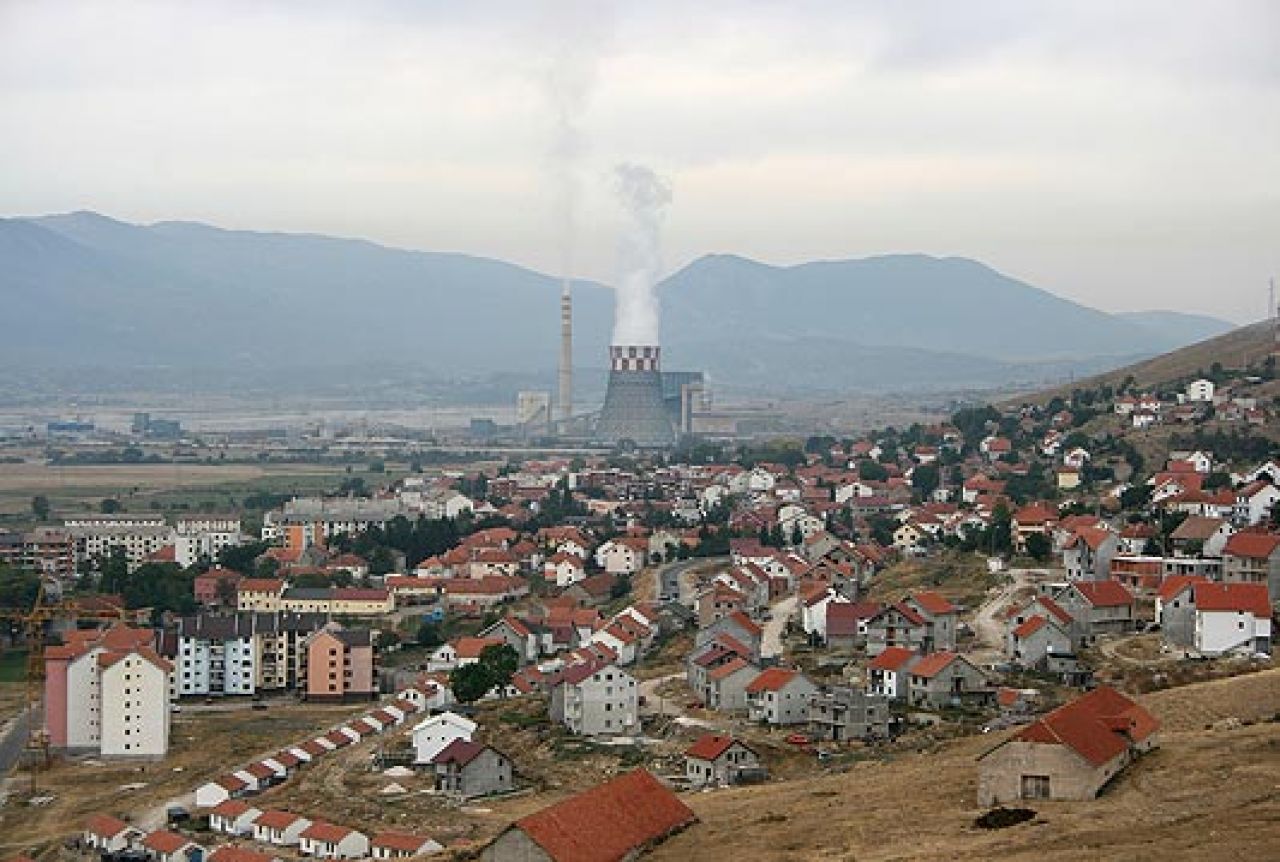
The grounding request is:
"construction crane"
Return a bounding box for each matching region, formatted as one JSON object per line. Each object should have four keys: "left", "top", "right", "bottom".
{"left": 0, "top": 582, "right": 130, "bottom": 792}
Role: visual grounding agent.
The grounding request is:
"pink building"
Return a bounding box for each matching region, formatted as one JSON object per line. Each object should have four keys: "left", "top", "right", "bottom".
{"left": 302, "top": 626, "right": 375, "bottom": 702}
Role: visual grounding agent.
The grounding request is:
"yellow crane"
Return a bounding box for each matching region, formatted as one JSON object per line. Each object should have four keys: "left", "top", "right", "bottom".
{"left": 0, "top": 583, "right": 130, "bottom": 792}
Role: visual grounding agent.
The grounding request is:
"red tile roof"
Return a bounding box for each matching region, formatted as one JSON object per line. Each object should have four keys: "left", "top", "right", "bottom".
{"left": 255, "top": 809, "right": 303, "bottom": 830}
{"left": 1222, "top": 532, "right": 1280, "bottom": 560}
{"left": 85, "top": 814, "right": 130, "bottom": 838}
{"left": 1012, "top": 616, "right": 1048, "bottom": 639}
{"left": 431, "top": 738, "right": 488, "bottom": 767}
{"left": 707, "top": 657, "right": 752, "bottom": 682}
{"left": 745, "top": 667, "right": 799, "bottom": 694}
{"left": 238, "top": 578, "right": 284, "bottom": 593}
{"left": 908, "top": 651, "right": 961, "bottom": 679}
{"left": 867, "top": 646, "right": 918, "bottom": 672}
{"left": 301, "top": 821, "right": 355, "bottom": 843}
{"left": 142, "top": 830, "right": 190, "bottom": 853}
{"left": 209, "top": 848, "right": 274, "bottom": 862}
{"left": 1156, "top": 575, "right": 1210, "bottom": 603}
{"left": 910, "top": 590, "right": 957, "bottom": 616}
{"left": 1009, "top": 686, "right": 1159, "bottom": 767}
{"left": 510, "top": 769, "right": 695, "bottom": 862}
{"left": 210, "top": 800, "right": 254, "bottom": 818}
{"left": 1071, "top": 581, "right": 1134, "bottom": 608}
{"left": 685, "top": 734, "right": 744, "bottom": 762}
{"left": 1194, "top": 582, "right": 1272, "bottom": 617}
{"left": 370, "top": 832, "right": 436, "bottom": 853}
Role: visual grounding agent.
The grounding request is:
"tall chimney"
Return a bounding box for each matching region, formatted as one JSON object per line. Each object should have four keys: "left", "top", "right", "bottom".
{"left": 558, "top": 281, "right": 573, "bottom": 421}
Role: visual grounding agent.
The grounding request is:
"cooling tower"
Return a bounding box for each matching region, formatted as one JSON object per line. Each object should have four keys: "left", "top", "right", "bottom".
{"left": 594, "top": 345, "right": 676, "bottom": 448}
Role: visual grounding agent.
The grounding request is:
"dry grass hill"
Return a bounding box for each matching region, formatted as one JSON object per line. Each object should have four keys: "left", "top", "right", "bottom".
{"left": 647, "top": 668, "right": 1280, "bottom": 862}
{"left": 1012, "top": 319, "right": 1275, "bottom": 406}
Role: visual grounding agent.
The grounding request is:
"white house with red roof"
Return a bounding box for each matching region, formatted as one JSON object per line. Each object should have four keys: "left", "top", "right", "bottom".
{"left": 209, "top": 800, "right": 261, "bottom": 836}
{"left": 411, "top": 711, "right": 477, "bottom": 765}
{"left": 1221, "top": 531, "right": 1280, "bottom": 600}
{"left": 84, "top": 814, "right": 139, "bottom": 853}
{"left": 1062, "top": 526, "right": 1119, "bottom": 581}
{"left": 866, "top": 646, "right": 919, "bottom": 700}
{"left": 1191, "top": 583, "right": 1272, "bottom": 656}
{"left": 977, "top": 686, "right": 1160, "bottom": 805}
{"left": 594, "top": 537, "right": 649, "bottom": 575}
{"left": 1233, "top": 481, "right": 1280, "bottom": 527}
{"left": 370, "top": 833, "right": 443, "bottom": 860}
{"left": 299, "top": 821, "right": 369, "bottom": 859}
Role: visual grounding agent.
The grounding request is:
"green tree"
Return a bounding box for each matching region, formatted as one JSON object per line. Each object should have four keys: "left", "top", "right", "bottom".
{"left": 1024, "top": 532, "right": 1051, "bottom": 562}
{"left": 99, "top": 497, "right": 122, "bottom": 514}
{"left": 416, "top": 621, "right": 443, "bottom": 648}
{"left": 790, "top": 524, "right": 804, "bottom": 547}
{"left": 0, "top": 564, "right": 40, "bottom": 609}
{"left": 368, "top": 546, "right": 396, "bottom": 576}
{"left": 857, "top": 460, "right": 889, "bottom": 482}
{"left": 450, "top": 662, "right": 494, "bottom": 703}
{"left": 911, "top": 464, "right": 940, "bottom": 499}
{"left": 31, "top": 495, "right": 50, "bottom": 521}
{"left": 478, "top": 643, "right": 520, "bottom": 694}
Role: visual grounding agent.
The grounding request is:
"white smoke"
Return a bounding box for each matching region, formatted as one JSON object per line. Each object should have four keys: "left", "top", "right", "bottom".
{"left": 612, "top": 163, "right": 672, "bottom": 346}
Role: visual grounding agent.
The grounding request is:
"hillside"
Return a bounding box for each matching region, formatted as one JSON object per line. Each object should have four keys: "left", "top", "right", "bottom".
{"left": 1012, "top": 319, "right": 1275, "bottom": 405}
{"left": 0, "top": 212, "right": 1238, "bottom": 394}
{"left": 648, "top": 669, "right": 1280, "bottom": 862}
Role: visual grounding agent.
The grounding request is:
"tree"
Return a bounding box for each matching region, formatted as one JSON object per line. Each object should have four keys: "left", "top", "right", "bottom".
{"left": 911, "top": 464, "right": 940, "bottom": 499}
{"left": 1025, "top": 532, "right": 1051, "bottom": 562}
{"left": 478, "top": 643, "right": 520, "bottom": 695}
{"left": 0, "top": 564, "right": 40, "bottom": 610}
{"left": 790, "top": 524, "right": 804, "bottom": 547}
{"left": 99, "top": 497, "right": 122, "bottom": 514}
{"left": 450, "top": 663, "right": 493, "bottom": 704}
{"left": 31, "top": 495, "right": 50, "bottom": 521}
{"left": 368, "top": 546, "right": 396, "bottom": 576}
{"left": 416, "top": 621, "right": 443, "bottom": 648}
{"left": 857, "top": 460, "right": 889, "bottom": 482}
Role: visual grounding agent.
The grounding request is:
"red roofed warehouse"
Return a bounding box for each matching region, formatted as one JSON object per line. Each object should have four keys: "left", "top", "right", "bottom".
{"left": 481, "top": 769, "right": 695, "bottom": 862}
{"left": 977, "top": 686, "right": 1160, "bottom": 806}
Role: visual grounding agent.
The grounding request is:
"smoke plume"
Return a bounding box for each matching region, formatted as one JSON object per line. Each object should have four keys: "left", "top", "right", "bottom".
{"left": 612, "top": 163, "right": 672, "bottom": 346}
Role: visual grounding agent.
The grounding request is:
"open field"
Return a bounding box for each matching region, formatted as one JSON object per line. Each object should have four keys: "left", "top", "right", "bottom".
{"left": 866, "top": 553, "right": 1001, "bottom": 610}
{"left": 0, "top": 701, "right": 372, "bottom": 853}
{"left": 649, "top": 668, "right": 1280, "bottom": 862}
{"left": 0, "top": 461, "right": 399, "bottom": 517}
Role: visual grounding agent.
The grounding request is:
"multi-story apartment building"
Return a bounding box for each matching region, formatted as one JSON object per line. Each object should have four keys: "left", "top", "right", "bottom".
{"left": 301, "top": 625, "right": 377, "bottom": 702}
{"left": 44, "top": 625, "right": 172, "bottom": 758}
{"left": 174, "top": 514, "right": 245, "bottom": 568}
{"left": 262, "top": 498, "right": 413, "bottom": 549}
{"left": 173, "top": 612, "right": 332, "bottom": 697}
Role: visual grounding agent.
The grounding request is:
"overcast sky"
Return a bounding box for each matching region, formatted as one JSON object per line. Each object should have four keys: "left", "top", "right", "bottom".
{"left": 2, "top": 1, "right": 1277, "bottom": 323}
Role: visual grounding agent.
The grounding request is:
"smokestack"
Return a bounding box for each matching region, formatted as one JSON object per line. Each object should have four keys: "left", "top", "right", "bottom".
{"left": 559, "top": 281, "right": 573, "bottom": 421}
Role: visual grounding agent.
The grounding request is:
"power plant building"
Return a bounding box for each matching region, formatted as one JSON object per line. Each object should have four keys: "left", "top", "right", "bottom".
{"left": 594, "top": 346, "right": 676, "bottom": 448}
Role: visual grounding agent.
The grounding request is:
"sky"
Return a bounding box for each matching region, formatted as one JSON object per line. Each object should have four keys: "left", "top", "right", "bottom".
{"left": 1, "top": 0, "right": 1277, "bottom": 324}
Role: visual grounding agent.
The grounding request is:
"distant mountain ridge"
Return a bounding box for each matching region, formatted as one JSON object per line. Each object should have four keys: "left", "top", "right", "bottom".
{"left": 0, "top": 211, "right": 1238, "bottom": 394}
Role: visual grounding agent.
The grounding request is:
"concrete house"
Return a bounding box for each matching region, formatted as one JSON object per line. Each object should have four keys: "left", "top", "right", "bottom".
{"left": 1156, "top": 575, "right": 1211, "bottom": 649}
{"left": 906, "top": 651, "right": 989, "bottom": 710}
{"left": 977, "top": 687, "right": 1160, "bottom": 806}
{"left": 866, "top": 646, "right": 919, "bottom": 700}
{"left": 808, "top": 686, "right": 890, "bottom": 741}
{"left": 141, "top": 830, "right": 203, "bottom": 862}
{"left": 696, "top": 611, "right": 764, "bottom": 659}
{"left": 548, "top": 660, "right": 639, "bottom": 737}
{"left": 1233, "top": 481, "right": 1280, "bottom": 527}
{"left": 411, "top": 711, "right": 477, "bottom": 765}
{"left": 1062, "top": 527, "right": 1118, "bottom": 581}
{"left": 824, "top": 601, "right": 882, "bottom": 650}
{"left": 481, "top": 769, "right": 695, "bottom": 862}
{"left": 299, "top": 822, "right": 369, "bottom": 859}
{"left": 1006, "top": 615, "right": 1073, "bottom": 666}
{"left": 684, "top": 734, "right": 763, "bottom": 787}
{"left": 903, "top": 591, "right": 959, "bottom": 651}
{"left": 194, "top": 774, "right": 249, "bottom": 809}
{"left": 209, "top": 800, "right": 261, "bottom": 836}
{"left": 431, "top": 739, "right": 515, "bottom": 799}
{"left": 254, "top": 810, "right": 312, "bottom": 846}
{"left": 703, "top": 657, "right": 760, "bottom": 714}
{"left": 864, "top": 603, "right": 929, "bottom": 656}
{"left": 745, "top": 668, "right": 817, "bottom": 726}
{"left": 1054, "top": 581, "right": 1136, "bottom": 640}
{"left": 84, "top": 815, "right": 138, "bottom": 853}
{"left": 1220, "top": 531, "right": 1280, "bottom": 600}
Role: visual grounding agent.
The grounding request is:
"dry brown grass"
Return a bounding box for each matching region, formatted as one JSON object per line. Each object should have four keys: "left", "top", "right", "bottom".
{"left": 648, "top": 668, "right": 1280, "bottom": 861}
{"left": 868, "top": 553, "right": 999, "bottom": 610}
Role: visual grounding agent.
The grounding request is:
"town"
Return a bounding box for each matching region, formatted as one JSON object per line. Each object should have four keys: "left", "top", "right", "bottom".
{"left": 1, "top": 342, "right": 1277, "bottom": 861}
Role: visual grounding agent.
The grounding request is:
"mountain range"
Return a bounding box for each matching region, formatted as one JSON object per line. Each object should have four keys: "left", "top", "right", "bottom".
{"left": 0, "top": 211, "right": 1236, "bottom": 395}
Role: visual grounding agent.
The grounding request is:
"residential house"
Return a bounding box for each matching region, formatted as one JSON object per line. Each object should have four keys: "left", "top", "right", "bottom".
{"left": 696, "top": 611, "right": 764, "bottom": 660}
{"left": 903, "top": 591, "right": 959, "bottom": 651}
{"left": 302, "top": 625, "right": 376, "bottom": 702}
{"left": 977, "top": 687, "right": 1160, "bottom": 806}
{"left": 411, "top": 711, "right": 478, "bottom": 765}
{"left": 208, "top": 800, "right": 261, "bottom": 836}
{"left": 1191, "top": 583, "right": 1272, "bottom": 656}
{"left": 1234, "top": 481, "right": 1280, "bottom": 527}
{"left": 1221, "top": 531, "right": 1280, "bottom": 601}
{"left": 594, "top": 537, "right": 648, "bottom": 575}
{"left": 703, "top": 657, "right": 759, "bottom": 714}
{"left": 864, "top": 603, "right": 929, "bottom": 656}
{"left": 824, "top": 601, "right": 881, "bottom": 650}
{"left": 684, "top": 735, "right": 763, "bottom": 787}
{"left": 1169, "top": 516, "right": 1234, "bottom": 558}
{"left": 1062, "top": 527, "right": 1118, "bottom": 581}
{"left": 254, "top": 810, "right": 311, "bottom": 847}
{"left": 430, "top": 739, "right": 514, "bottom": 799}
{"left": 84, "top": 815, "right": 138, "bottom": 853}
{"left": 299, "top": 822, "right": 369, "bottom": 859}
{"left": 141, "top": 831, "right": 202, "bottom": 862}
{"left": 866, "top": 646, "right": 919, "bottom": 700}
{"left": 1054, "top": 581, "right": 1136, "bottom": 640}
{"left": 480, "top": 769, "right": 695, "bottom": 862}
{"left": 906, "top": 651, "right": 989, "bottom": 709}
{"left": 745, "top": 668, "right": 817, "bottom": 726}
{"left": 808, "top": 686, "right": 890, "bottom": 742}
{"left": 1006, "top": 614, "right": 1073, "bottom": 667}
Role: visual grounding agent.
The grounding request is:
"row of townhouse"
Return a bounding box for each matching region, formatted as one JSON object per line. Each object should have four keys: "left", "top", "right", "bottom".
{"left": 62, "top": 513, "right": 247, "bottom": 570}
{"left": 236, "top": 579, "right": 394, "bottom": 615}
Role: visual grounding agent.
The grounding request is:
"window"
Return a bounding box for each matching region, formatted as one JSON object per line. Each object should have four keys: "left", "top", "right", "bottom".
{"left": 1021, "top": 775, "right": 1051, "bottom": 799}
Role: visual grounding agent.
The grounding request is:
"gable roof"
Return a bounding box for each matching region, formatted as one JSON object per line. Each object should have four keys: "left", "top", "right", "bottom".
{"left": 1222, "top": 531, "right": 1280, "bottom": 560}
{"left": 85, "top": 814, "right": 130, "bottom": 838}
{"left": 210, "top": 800, "right": 255, "bottom": 819}
{"left": 909, "top": 590, "right": 957, "bottom": 616}
{"left": 1006, "top": 686, "right": 1159, "bottom": 767}
{"left": 1069, "top": 580, "right": 1134, "bottom": 608}
{"left": 509, "top": 769, "right": 695, "bottom": 862}
{"left": 908, "top": 650, "right": 963, "bottom": 679}
{"left": 686, "top": 734, "right": 748, "bottom": 762}
{"left": 431, "top": 738, "right": 490, "bottom": 767}
{"left": 1156, "top": 575, "right": 1210, "bottom": 603}
{"left": 301, "top": 821, "right": 356, "bottom": 843}
{"left": 745, "top": 667, "right": 800, "bottom": 693}
{"left": 142, "top": 830, "right": 192, "bottom": 854}
{"left": 867, "top": 646, "right": 918, "bottom": 672}
{"left": 1193, "top": 582, "right": 1272, "bottom": 617}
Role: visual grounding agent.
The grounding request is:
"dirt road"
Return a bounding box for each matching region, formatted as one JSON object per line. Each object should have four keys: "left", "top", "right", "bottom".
{"left": 969, "top": 566, "right": 1042, "bottom": 663}
{"left": 761, "top": 596, "right": 796, "bottom": 659}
